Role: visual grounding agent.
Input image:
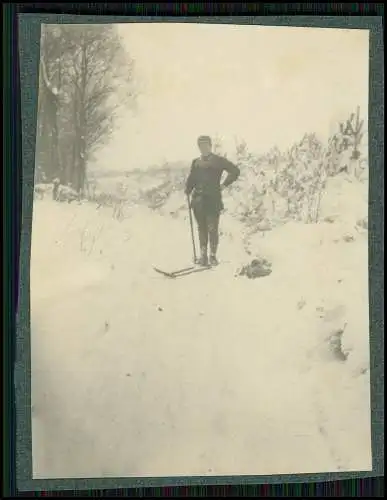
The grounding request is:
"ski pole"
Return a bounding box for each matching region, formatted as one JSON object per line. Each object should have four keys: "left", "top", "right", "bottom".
{"left": 186, "top": 194, "right": 197, "bottom": 264}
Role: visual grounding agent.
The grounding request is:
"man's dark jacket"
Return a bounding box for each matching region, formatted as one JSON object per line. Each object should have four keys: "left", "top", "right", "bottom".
{"left": 185, "top": 153, "right": 240, "bottom": 213}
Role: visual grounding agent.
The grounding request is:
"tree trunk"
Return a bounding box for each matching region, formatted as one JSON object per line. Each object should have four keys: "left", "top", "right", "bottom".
{"left": 76, "top": 42, "right": 88, "bottom": 195}
{"left": 56, "top": 56, "right": 66, "bottom": 183}
{"left": 40, "top": 57, "right": 60, "bottom": 181}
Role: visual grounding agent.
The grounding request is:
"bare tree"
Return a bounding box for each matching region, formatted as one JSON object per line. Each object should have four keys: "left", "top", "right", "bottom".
{"left": 338, "top": 106, "right": 364, "bottom": 159}
{"left": 37, "top": 24, "right": 137, "bottom": 194}
{"left": 36, "top": 25, "right": 63, "bottom": 182}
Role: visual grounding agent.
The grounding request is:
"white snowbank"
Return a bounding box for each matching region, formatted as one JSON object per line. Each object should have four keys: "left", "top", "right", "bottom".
{"left": 30, "top": 183, "right": 371, "bottom": 478}
{"left": 319, "top": 173, "right": 368, "bottom": 225}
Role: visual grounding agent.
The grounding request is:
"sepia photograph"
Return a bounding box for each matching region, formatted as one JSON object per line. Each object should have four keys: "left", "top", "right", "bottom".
{"left": 30, "top": 22, "right": 371, "bottom": 479}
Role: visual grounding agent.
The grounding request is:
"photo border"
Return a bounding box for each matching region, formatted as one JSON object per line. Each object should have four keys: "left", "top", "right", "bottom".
{"left": 8, "top": 8, "right": 384, "bottom": 493}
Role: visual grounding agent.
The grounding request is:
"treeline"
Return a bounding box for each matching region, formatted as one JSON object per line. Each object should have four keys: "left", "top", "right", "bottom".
{"left": 35, "top": 23, "right": 136, "bottom": 193}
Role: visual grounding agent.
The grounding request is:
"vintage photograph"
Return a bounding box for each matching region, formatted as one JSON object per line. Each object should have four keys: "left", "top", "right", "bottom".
{"left": 30, "top": 22, "right": 371, "bottom": 479}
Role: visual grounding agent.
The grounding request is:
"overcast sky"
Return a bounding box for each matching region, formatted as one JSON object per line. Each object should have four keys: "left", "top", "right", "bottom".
{"left": 93, "top": 23, "right": 369, "bottom": 171}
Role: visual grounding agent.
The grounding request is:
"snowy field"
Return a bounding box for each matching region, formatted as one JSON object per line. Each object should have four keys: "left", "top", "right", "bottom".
{"left": 30, "top": 174, "right": 371, "bottom": 479}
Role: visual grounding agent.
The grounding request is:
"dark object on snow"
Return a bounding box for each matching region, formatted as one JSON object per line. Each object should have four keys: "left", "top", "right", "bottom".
{"left": 238, "top": 258, "right": 272, "bottom": 279}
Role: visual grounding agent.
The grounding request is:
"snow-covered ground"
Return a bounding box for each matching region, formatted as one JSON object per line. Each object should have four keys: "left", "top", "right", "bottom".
{"left": 30, "top": 174, "right": 371, "bottom": 479}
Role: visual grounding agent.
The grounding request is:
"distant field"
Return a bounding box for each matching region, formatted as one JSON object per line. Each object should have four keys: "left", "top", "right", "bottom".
{"left": 90, "top": 161, "right": 189, "bottom": 180}
{"left": 90, "top": 162, "right": 189, "bottom": 201}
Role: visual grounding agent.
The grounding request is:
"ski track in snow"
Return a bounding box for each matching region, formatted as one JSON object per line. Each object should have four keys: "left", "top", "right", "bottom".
{"left": 30, "top": 198, "right": 372, "bottom": 479}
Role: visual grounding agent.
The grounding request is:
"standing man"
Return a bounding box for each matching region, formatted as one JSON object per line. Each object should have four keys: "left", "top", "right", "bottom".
{"left": 185, "top": 135, "right": 240, "bottom": 267}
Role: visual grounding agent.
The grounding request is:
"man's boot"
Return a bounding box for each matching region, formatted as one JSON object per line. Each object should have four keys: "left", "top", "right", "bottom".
{"left": 209, "top": 254, "right": 219, "bottom": 266}
{"left": 197, "top": 249, "right": 209, "bottom": 267}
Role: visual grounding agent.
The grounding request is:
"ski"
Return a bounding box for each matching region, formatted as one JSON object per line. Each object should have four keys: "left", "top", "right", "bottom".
{"left": 153, "top": 265, "right": 195, "bottom": 278}
{"left": 153, "top": 267, "right": 180, "bottom": 278}
{"left": 153, "top": 265, "right": 212, "bottom": 279}
{"left": 171, "top": 267, "right": 213, "bottom": 278}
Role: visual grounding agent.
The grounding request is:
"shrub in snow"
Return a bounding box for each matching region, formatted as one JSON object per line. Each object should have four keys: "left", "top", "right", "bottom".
{"left": 34, "top": 183, "right": 53, "bottom": 200}
{"left": 142, "top": 180, "right": 174, "bottom": 210}
{"left": 57, "top": 185, "right": 79, "bottom": 203}
{"left": 221, "top": 110, "right": 367, "bottom": 231}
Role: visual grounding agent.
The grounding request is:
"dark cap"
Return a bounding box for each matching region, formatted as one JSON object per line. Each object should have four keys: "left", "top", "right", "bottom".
{"left": 197, "top": 135, "right": 212, "bottom": 145}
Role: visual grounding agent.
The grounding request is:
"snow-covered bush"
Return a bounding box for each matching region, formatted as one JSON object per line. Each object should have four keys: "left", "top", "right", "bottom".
{"left": 227, "top": 109, "right": 367, "bottom": 231}
{"left": 34, "top": 183, "right": 53, "bottom": 200}
{"left": 56, "top": 185, "right": 79, "bottom": 203}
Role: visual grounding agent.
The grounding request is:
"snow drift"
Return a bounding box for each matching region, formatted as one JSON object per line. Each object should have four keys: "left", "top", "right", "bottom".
{"left": 30, "top": 162, "right": 371, "bottom": 478}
